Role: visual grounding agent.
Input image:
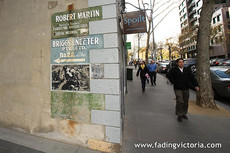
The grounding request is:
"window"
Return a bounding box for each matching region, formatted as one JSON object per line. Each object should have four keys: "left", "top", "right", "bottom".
{"left": 184, "top": 13, "right": 187, "bottom": 18}
{"left": 197, "top": 9, "right": 201, "bottom": 15}
{"left": 214, "top": 70, "right": 230, "bottom": 78}
{"left": 226, "top": 11, "right": 229, "bottom": 19}
{"left": 218, "top": 25, "right": 222, "bottom": 32}
{"left": 228, "top": 22, "right": 230, "bottom": 29}
{"left": 215, "top": 0, "right": 227, "bottom": 4}
{"left": 217, "top": 15, "right": 221, "bottom": 22}
{"left": 211, "top": 39, "right": 214, "bottom": 45}
{"left": 213, "top": 17, "right": 216, "bottom": 24}
{"left": 197, "top": 0, "right": 201, "bottom": 7}
{"left": 180, "top": 17, "right": 183, "bottom": 22}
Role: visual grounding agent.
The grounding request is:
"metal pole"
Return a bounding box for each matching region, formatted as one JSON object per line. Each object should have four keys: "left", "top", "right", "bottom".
{"left": 150, "top": 0, "right": 156, "bottom": 62}
{"left": 138, "top": 33, "right": 140, "bottom": 63}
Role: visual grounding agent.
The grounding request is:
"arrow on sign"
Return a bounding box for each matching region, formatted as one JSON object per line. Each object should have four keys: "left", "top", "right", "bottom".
{"left": 54, "top": 58, "right": 86, "bottom": 64}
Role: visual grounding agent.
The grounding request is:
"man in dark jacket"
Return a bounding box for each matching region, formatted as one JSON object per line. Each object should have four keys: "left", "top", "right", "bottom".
{"left": 169, "top": 58, "right": 199, "bottom": 122}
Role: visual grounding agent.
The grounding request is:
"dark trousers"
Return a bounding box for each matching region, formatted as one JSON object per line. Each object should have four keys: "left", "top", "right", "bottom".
{"left": 149, "top": 71, "right": 156, "bottom": 85}
{"left": 174, "top": 90, "right": 189, "bottom": 116}
{"left": 141, "top": 77, "right": 146, "bottom": 91}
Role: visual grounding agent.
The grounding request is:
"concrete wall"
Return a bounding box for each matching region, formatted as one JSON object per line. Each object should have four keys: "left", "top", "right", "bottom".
{"left": 0, "top": 0, "right": 123, "bottom": 149}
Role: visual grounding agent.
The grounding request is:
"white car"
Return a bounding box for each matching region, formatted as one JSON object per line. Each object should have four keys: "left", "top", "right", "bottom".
{"left": 157, "top": 62, "right": 169, "bottom": 73}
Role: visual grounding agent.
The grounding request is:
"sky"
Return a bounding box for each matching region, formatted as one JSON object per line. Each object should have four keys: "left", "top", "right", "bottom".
{"left": 125, "top": 0, "right": 181, "bottom": 48}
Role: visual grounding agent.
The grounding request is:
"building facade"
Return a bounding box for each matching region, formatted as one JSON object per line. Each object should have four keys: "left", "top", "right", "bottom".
{"left": 0, "top": 0, "right": 126, "bottom": 152}
{"left": 178, "top": 0, "right": 230, "bottom": 58}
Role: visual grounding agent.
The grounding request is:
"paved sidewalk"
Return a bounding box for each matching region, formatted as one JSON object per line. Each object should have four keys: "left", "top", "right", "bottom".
{"left": 122, "top": 67, "right": 230, "bottom": 153}
{"left": 0, "top": 127, "right": 101, "bottom": 153}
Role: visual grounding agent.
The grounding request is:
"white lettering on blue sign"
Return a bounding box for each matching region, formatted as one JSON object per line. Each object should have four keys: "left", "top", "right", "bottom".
{"left": 51, "top": 34, "right": 104, "bottom": 64}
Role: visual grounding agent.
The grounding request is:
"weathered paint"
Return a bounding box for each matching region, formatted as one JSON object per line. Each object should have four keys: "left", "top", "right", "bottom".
{"left": 51, "top": 34, "right": 104, "bottom": 64}
{"left": 51, "top": 6, "right": 102, "bottom": 39}
{"left": 91, "top": 64, "right": 104, "bottom": 79}
{"left": 51, "top": 91, "right": 105, "bottom": 123}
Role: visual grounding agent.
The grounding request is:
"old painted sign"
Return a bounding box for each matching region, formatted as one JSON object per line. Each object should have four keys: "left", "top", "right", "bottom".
{"left": 123, "top": 11, "right": 147, "bottom": 34}
{"left": 51, "top": 6, "right": 102, "bottom": 39}
{"left": 52, "top": 64, "right": 90, "bottom": 91}
{"left": 51, "top": 34, "right": 104, "bottom": 64}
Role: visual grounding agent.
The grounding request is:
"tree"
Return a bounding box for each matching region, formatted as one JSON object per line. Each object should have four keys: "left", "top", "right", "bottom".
{"left": 156, "top": 41, "right": 164, "bottom": 60}
{"left": 165, "top": 37, "right": 180, "bottom": 60}
{"left": 138, "top": 0, "right": 155, "bottom": 65}
{"left": 210, "top": 24, "right": 228, "bottom": 59}
{"left": 196, "top": 0, "right": 217, "bottom": 108}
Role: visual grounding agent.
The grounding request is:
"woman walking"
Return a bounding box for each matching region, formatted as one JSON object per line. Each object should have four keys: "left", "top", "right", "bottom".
{"left": 136, "top": 61, "right": 149, "bottom": 93}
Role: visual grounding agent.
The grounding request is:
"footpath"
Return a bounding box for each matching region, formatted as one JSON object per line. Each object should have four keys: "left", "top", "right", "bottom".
{"left": 122, "top": 67, "right": 230, "bottom": 153}
{"left": 0, "top": 127, "right": 101, "bottom": 153}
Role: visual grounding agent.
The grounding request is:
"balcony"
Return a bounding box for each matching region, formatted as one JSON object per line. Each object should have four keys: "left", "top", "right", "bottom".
{"left": 188, "top": 2, "right": 195, "bottom": 10}
{"left": 188, "top": 9, "right": 196, "bottom": 17}
{"left": 190, "top": 17, "right": 197, "bottom": 23}
{"left": 187, "top": 0, "right": 194, "bottom": 5}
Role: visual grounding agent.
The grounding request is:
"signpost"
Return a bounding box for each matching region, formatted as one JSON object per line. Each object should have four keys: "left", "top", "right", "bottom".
{"left": 126, "top": 42, "right": 131, "bottom": 50}
{"left": 123, "top": 11, "right": 147, "bottom": 34}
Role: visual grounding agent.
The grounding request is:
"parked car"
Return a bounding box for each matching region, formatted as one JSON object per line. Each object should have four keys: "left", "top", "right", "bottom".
{"left": 210, "top": 58, "right": 226, "bottom": 66}
{"left": 216, "top": 59, "right": 227, "bottom": 66}
{"left": 218, "top": 59, "right": 230, "bottom": 66}
{"left": 166, "top": 60, "right": 177, "bottom": 78}
{"left": 210, "top": 58, "right": 220, "bottom": 66}
{"left": 210, "top": 66, "right": 230, "bottom": 98}
{"left": 157, "top": 62, "right": 169, "bottom": 73}
{"left": 166, "top": 58, "right": 197, "bottom": 77}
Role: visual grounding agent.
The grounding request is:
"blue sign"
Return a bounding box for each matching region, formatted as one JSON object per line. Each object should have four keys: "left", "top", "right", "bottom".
{"left": 51, "top": 34, "right": 104, "bottom": 64}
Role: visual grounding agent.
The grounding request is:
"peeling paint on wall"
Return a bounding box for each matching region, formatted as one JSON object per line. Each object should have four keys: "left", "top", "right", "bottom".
{"left": 51, "top": 91, "right": 104, "bottom": 123}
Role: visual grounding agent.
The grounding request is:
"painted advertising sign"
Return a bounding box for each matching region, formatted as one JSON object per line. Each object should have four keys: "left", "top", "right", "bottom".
{"left": 123, "top": 11, "right": 147, "bottom": 34}
{"left": 52, "top": 65, "right": 90, "bottom": 91}
{"left": 51, "top": 6, "right": 102, "bottom": 39}
{"left": 51, "top": 34, "right": 104, "bottom": 64}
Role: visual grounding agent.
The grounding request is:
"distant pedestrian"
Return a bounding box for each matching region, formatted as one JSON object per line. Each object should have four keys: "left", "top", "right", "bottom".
{"left": 168, "top": 58, "right": 199, "bottom": 122}
{"left": 147, "top": 60, "right": 158, "bottom": 85}
{"left": 134, "top": 60, "right": 138, "bottom": 69}
{"left": 136, "top": 61, "right": 149, "bottom": 93}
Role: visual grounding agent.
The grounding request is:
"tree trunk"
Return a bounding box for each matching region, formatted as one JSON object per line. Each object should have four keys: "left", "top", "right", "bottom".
{"left": 196, "top": 0, "right": 217, "bottom": 108}
{"left": 168, "top": 45, "right": 171, "bottom": 60}
{"left": 145, "top": 31, "right": 150, "bottom": 64}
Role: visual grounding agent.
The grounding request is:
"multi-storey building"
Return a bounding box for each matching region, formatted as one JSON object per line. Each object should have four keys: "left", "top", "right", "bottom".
{"left": 178, "top": 0, "right": 230, "bottom": 58}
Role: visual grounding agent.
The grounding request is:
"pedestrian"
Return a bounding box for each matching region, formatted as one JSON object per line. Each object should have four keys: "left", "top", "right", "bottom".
{"left": 136, "top": 61, "right": 149, "bottom": 93}
{"left": 134, "top": 60, "right": 138, "bottom": 69}
{"left": 147, "top": 60, "right": 158, "bottom": 85}
{"left": 168, "top": 58, "right": 199, "bottom": 122}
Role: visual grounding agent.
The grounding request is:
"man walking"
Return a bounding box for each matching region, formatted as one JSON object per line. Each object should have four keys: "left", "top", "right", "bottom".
{"left": 147, "top": 60, "right": 157, "bottom": 85}
{"left": 169, "top": 58, "right": 199, "bottom": 122}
